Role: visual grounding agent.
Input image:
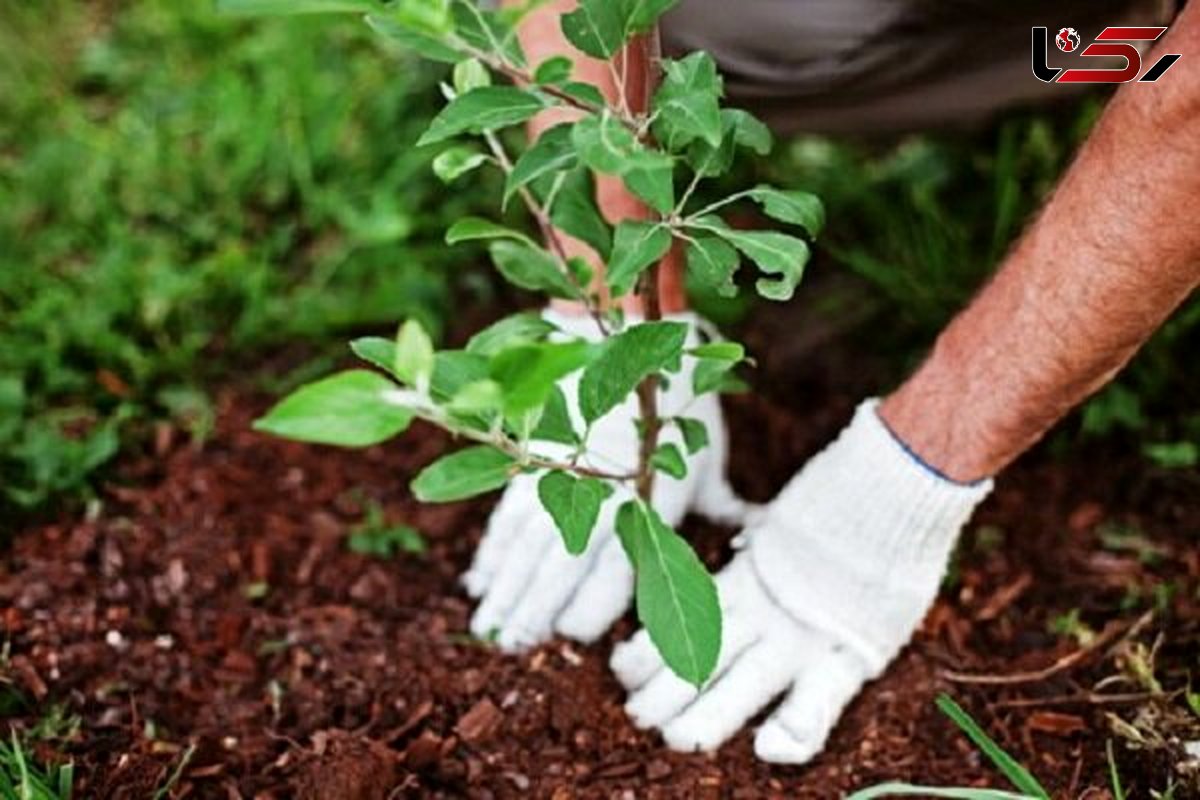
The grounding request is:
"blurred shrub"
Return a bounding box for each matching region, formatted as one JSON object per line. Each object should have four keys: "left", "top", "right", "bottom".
{"left": 761, "top": 106, "right": 1199, "bottom": 455}
{"left": 0, "top": 2, "right": 489, "bottom": 520}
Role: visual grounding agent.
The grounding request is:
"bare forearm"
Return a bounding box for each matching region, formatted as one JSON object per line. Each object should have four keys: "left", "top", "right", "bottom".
{"left": 882, "top": 10, "right": 1200, "bottom": 482}
{"left": 510, "top": 0, "right": 687, "bottom": 313}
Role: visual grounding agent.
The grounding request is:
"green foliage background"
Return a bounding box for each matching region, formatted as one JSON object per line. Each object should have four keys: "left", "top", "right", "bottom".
{"left": 0, "top": 1, "right": 493, "bottom": 520}
{"left": 1, "top": 2, "right": 1195, "bottom": 525}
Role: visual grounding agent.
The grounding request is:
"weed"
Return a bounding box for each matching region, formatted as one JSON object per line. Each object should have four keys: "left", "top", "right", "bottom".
{"left": 346, "top": 502, "right": 426, "bottom": 558}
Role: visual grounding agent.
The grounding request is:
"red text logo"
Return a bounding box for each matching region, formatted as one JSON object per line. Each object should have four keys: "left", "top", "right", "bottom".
{"left": 1032, "top": 26, "right": 1181, "bottom": 83}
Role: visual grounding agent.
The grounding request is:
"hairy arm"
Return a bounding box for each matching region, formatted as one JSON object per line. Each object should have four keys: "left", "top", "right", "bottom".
{"left": 510, "top": 0, "right": 687, "bottom": 313}
{"left": 881, "top": 7, "right": 1200, "bottom": 482}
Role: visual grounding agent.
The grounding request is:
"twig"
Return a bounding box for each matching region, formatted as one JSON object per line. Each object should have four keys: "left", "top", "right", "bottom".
{"left": 479, "top": 129, "right": 609, "bottom": 336}
{"left": 631, "top": 28, "right": 665, "bottom": 503}
{"left": 943, "top": 611, "right": 1153, "bottom": 686}
{"left": 989, "top": 691, "right": 1163, "bottom": 710}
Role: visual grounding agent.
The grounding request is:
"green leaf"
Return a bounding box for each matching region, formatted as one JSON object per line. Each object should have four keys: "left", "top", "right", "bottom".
{"left": 578, "top": 321, "right": 688, "bottom": 423}
{"left": 650, "top": 442, "right": 687, "bottom": 478}
{"left": 607, "top": 222, "right": 672, "bottom": 297}
{"left": 559, "top": 0, "right": 678, "bottom": 58}
{"left": 411, "top": 446, "right": 516, "bottom": 502}
{"left": 254, "top": 370, "right": 413, "bottom": 448}
{"left": 491, "top": 340, "right": 595, "bottom": 415}
{"left": 1143, "top": 441, "right": 1198, "bottom": 469}
{"left": 431, "top": 351, "right": 490, "bottom": 401}
{"left": 674, "top": 417, "right": 708, "bottom": 454}
{"left": 506, "top": 123, "right": 578, "bottom": 205}
{"left": 418, "top": 86, "right": 548, "bottom": 146}
{"left": 685, "top": 234, "right": 739, "bottom": 297}
{"left": 218, "top": 0, "right": 377, "bottom": 15}
{"left": 936, "top": 695, "right": 1051, "bottom": 799}
{"left": 446, "top": 217, "right": 536, "bottom": 247}
{"left": 560, "top": 0, "right": 626, "bottom": 58}
{"left": 572, "top": 112, "right": 671, "bottom": 175}
{"left": 537, "top": 471, "right": 614, "bottom": 554}
{"left": 488, "top": 241, "right": 579, "bottom": 299}
{"left": 747, "top": 186, "right": 825, "bottom": 238}
{"left": 558, "top": 81, "right": 607, "bottom": 107}
{"left": 534, "top": 55, "right": 573, "bottom": 84}
{"left": 453, "top": 58, "right": 492, "bottom": 92}
{"left": 348, "top": 524, "right": 426, "bottom": 558}
{"left": 690, "top": 342, "right": 746, "bottom": 396}
{"left": 684, "top": 108, "right": 771, "bottom": 178}
{"left": 450, "top": 0, "right": 525, "bottom": 66}
{"left": 432, "top": 147, "right": 489, "bottom": 183}
{"left": 393, "top": 319, "right": 435, "bottom": 388}
{"left": 615, "top": 500, "right": 721, "bottom": 686}
{"left": 698, "top": 223, "right": 809, "bottom": 302}
{"left": 846, "top": 785, "right": 1035, "bottom": 800}
{"left": 466, "top": 312, "right": 557, "bottom": 356}
{"left": 351, "top": 339, "right": 488, "bottom": 400}
{"left": 532, "top": 385, "right": 579, "bottom": 445}
{"left": 547, "top": 168, "right": 612, "bottom": 259}
{"left": 365, "top": 13, "right": 460, "bottom": 64}
{"left": 689, "top": 341, "right": 744, "bottom": 361}
{"left": 624, "top": 162, "right": 675, "bottom": 214}
{"left": 623, "top": 0, "right": 678, "bottom": 32}
{"left": 571, "top": 113, "right": 675, "bottom": 213}
{"left": 725, "top": 109, "right": 772, "bottom": 154}
{"left": 653, "top": 52, "right": 723, "bottom": 151}
{"left": 446, "top": 379, "right": 503, "bottom": 417}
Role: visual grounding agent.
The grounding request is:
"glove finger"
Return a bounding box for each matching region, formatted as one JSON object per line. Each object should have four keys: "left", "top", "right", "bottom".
{"left": 554, "top": 536, "right": 633, "bottom": 643}
{"left": 754, "top": 644, "right": 869, "bottom": 765}
{"left": 611, "top": 554, "right": 756, "bottom": 692}
{"left": 661, "top": 638, "right": 799, "bottom": 753}
{"left": 609, "top": 628, "right": 660, "bottom": 691}
{"left": 469, "top": 520, "right": 556, "bottom": 644}
{"left": 495, "top": 523, "right": 605, "bottom": 651}
{"left": 623, "top": 614, "right": 761, "bottom": 730}
{"left": 463, "top": 484, "right": 536, "bottom": 598}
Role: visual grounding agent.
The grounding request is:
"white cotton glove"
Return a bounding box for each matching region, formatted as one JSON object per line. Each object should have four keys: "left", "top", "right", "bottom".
{"left": 611, "top": 398, "right": 993, "bottom": 763}
{"left": 463, "top": 308, "right": 751, "bottom": 652}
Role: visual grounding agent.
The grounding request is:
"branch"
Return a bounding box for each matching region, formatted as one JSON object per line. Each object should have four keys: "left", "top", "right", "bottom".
{"left": 632, "top": 28, "right": 666, "bottom": 503}
{"left": 467, "top": 47, "right": 643, "bottom": 134}
{"left": 480, "top": 129, "right": 610, "bottom": 337}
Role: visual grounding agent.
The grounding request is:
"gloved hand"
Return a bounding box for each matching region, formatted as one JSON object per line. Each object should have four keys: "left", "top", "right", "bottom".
{"left": 611, "top": 399, "right": 993, "bottom": 763}
{"left": 463, "top": 308, "right": 750, "bottom": 652}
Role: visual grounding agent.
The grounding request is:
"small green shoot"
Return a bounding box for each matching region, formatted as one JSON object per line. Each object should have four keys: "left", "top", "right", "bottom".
{"left": 346, "top": 502, "right": 426, "bottom": 558}
{"left": 934, "top": 694, "right": 1050, "bottom": 799}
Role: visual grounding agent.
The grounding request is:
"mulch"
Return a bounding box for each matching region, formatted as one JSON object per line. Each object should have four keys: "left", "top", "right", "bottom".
{"left": 2, "top": 308, "right": 1199, "bottom": 798}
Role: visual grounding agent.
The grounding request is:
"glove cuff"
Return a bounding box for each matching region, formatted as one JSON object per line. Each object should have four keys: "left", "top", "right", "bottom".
{"left": 749, "top": 398, "right": 992, "bottom": 672}
{"left": 542, "top": 307, "right": 705, "bottom": 344}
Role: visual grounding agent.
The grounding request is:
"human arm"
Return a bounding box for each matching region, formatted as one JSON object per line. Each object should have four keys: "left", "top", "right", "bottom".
{"left": 882, "top": 7, "right": 1200, "bottom": 481}
{"left": 613, "top": 8, "right": 1200, "bottom": 763}
{"left": 508, "top": 0, "right": 688, "bottom": 314}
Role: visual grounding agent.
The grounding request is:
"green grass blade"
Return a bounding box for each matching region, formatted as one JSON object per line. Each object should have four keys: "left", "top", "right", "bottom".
{"left": 1107, "top": 740, "right": 1126, "bottom": 800}
{"left": 847, "top": 783, "right": 1038, "bottom": 800}
{"left": 936, "top": 694, "right": 1051, "bottom": 800}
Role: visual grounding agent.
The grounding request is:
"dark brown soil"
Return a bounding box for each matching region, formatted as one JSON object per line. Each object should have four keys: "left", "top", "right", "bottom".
{"left": 3, "top": 306, "right": 1199, "bottom": 798}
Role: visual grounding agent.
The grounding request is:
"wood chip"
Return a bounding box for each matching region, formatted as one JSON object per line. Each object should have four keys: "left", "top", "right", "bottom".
{"left": 456, "top": 698, "right": 503, "bottom": 744}
{"left": 1027, "top": 710, "right": 1087, "bottom": 736}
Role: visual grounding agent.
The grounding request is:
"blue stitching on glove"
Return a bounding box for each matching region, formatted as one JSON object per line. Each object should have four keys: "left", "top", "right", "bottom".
{"left": 873, "top": 408, "right": 990, "bottom": 489}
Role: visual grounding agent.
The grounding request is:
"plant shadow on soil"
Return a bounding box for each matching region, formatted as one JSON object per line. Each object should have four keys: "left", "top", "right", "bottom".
{"left": 2, "top": 296, "right": 1198, "bottom": 799}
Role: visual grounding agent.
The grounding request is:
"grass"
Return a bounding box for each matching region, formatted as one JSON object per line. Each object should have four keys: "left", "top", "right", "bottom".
{"left": 0, "top": 1, "right": 494, "bottom": 525}
{"left": 761, "top": 111, "right": 1200, "bottom": 456}
{"left": 851, "top": 693, "right": 1187, "bottom": 799}
{"left": 0, "top": 732, "right": 73, "bottom": 800}
{"left": 2, "top": 3, "right": 1194, "bottom": 526}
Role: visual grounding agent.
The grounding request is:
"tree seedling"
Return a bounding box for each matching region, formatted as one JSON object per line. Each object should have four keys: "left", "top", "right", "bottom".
{"left": 232, "top": 0, "right": 823, "bottom": 687}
